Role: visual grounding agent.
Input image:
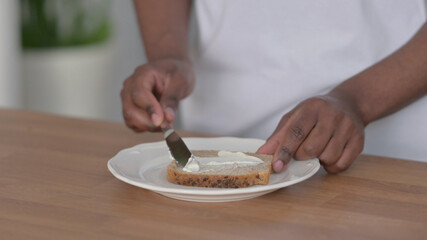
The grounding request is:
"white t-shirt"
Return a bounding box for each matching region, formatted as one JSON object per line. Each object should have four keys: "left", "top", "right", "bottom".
{"left": 181, "top": 0, "right": 427, "bottom": 162}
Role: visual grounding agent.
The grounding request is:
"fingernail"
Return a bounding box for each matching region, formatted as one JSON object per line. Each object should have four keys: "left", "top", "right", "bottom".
{"left": 151, "top": 113, "right": 162, "bottom": 126}
{"left": 160, "top": 121, "right": 169, "bottom": 129}
{"left": 273, "top": 160, "right": 284, "bottom": 172}
{"left": 165, "top": 107, "right": 175, "bottom": 120}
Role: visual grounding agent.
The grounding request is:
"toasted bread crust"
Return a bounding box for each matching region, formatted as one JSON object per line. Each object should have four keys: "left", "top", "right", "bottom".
{"left": 167, "top": 151, "right": 272, "bottom": 188}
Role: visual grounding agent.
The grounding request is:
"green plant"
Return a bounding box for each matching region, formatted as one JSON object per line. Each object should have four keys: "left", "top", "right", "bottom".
{"left": 21, "top": 0, "right": 111, "bottom": 49}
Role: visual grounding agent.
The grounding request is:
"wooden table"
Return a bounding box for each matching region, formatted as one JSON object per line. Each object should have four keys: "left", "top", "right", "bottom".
{"left": 0, "top": 109, "right": 426, "bottom": 240}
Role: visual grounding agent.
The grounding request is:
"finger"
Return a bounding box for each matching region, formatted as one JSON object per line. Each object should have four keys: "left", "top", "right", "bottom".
{"left": 318, "top": 116, "right": 354, "bottom": 166}
{"left": 130, "top": 75, "right": 165, "bottom": 127}
{"left": 324, "top": 133, "right": 363, "bottom": 174}
{"left": 159, "top": 73, "right": 184, "bottom": 123}
{"left": 294, "top": 114, "right": 336, "bottom": 160}
{"left": 121, "top": 86, "right": 159, "bottom": 132}
{"left": 272, "top": 110, "right": 317, "bottom": 173}
{"left": 257, "top": 114, "right": 291, "bottom": 154}
{"left": 123, "top": 106, "right": 161, "bottom": 132}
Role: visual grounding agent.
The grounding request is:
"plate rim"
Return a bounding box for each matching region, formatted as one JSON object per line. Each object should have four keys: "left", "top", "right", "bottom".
{"left": 107, "top": 137, "right": 320, "bottom": 196}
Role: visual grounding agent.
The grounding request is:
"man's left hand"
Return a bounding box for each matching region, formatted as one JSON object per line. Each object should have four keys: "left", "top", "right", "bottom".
{"left": 257, "top": 95, "right": 365, "bottom": 174}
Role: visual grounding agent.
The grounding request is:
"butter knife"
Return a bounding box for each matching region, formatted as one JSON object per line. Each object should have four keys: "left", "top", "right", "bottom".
{"left": 163, "top": 127, "right": 192, "bottom": 167}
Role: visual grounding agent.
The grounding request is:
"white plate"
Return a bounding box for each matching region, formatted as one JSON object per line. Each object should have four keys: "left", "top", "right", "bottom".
{"left": 108, "top": 137, "right": 320, "bottom": 202}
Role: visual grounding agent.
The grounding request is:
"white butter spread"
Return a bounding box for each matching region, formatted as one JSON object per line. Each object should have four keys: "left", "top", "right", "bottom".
{"left": 183, "top": 155, "right": 200, "bottom": 172}
{"left": 182, "top": 151, "right": 263, "bottom": 173}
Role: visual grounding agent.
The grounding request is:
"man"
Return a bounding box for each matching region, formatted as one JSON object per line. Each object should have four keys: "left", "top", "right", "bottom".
{"left": 121, "top": 0, "right": 427, "bottom": 173}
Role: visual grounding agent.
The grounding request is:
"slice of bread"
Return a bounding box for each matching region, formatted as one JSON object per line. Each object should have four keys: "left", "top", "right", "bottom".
{"left": 167, "top": 150, "right": 273, "bottom": 188}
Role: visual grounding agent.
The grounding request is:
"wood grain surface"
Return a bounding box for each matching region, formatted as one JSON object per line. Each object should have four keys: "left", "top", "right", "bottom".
{"left": 0, "top": 109, "right": 426, "bottom": 240}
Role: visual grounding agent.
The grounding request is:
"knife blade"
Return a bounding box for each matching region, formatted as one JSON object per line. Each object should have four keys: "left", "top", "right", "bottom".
{"left": 163, "top": 127, "right": 192, "bottom": 167}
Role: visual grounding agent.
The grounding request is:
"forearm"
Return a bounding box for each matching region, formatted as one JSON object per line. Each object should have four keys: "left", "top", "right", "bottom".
{"left": 134, "top": 0, "right": 192, "bottom": 63}
{"left": 330, "top": 22, "right": 427, "bottom": 125}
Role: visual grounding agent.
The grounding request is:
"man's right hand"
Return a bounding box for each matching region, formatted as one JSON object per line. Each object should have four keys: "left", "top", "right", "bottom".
{"left": 121, "top": 59, "right": 195, "bottom": 132}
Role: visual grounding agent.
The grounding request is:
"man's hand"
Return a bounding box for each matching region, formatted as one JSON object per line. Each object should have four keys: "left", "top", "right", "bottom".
{"left": 259, "top": 22, "right": 427, "bottom": 174}
{"left": 126, "top": 0, "right": 193, "bottom": 132}
{"left": 121, "top": 59, "right": 194, "bottom": 132}
{"left": 257, "top": 95, "right": 365, "bottom": 174}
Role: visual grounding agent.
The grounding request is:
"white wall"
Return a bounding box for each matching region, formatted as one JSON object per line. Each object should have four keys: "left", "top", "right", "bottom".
{"left": 0, "top": 0, "right": 22, "bottom": 108}
{"left": 0, "top": 0, "right": 147, "bottom": 122}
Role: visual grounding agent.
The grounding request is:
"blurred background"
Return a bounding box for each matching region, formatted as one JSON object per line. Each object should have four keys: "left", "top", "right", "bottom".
{"left": 0, "top": 0, "right": 146, "bottom": 122}
{"left": 1, "top": 0, "right": 426, "bottom": 162}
